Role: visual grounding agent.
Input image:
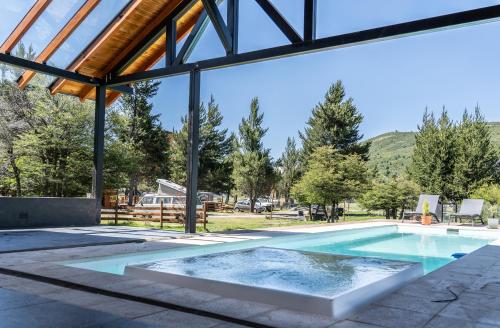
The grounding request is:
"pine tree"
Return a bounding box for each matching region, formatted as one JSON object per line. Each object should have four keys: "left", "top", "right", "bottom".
{"left": 119, "top": 80, "right": 170, "bottom": 200}
{"left": 299, "top": 80, "right": 370, "bottom": 160}
{"left": 170, "top": 96, "right": 235, "bottom": 194}
{"left": 409, "top": 109, "right": 456, "bottom": 200}
{"left": 453, "top": 107, "right": 498, "bottom": 198}
{"left": 232, "top": 97, "right": 275, "bottom": 212}
{"left": 409, "top": 107, "right": 498, "bottom": 202}
{"left": 277, "top": 137, "right": 301, "bottom": 205}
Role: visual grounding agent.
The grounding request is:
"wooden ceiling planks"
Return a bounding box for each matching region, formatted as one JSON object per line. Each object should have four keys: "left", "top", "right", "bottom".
{"left": 87, "top": 1, "right": 204, "bottom": 104}
{"left": 51, "top": 0, "right": 204, "bottom": 106}
{"left": 17, "top": 0, "right": 101, "bottom": 89}
{"left": 0, "top": 0, "right": 53, "bottom": 53}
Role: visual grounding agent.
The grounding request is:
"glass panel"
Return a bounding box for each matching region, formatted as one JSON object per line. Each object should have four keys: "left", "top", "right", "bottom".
{"left": 0, "top": 1, "right": 37, "bottom": 45}
{"left": 317, "top": 0, "right": 500, "bottom": 38}
{"left": 13, "top": 0, "right": 85, "bottom": 60}
{"left": 237, "top": 0, "right": 289, "bottom": 53}
{"left": 49, "top": 0, "right": 130, "bottom": 69}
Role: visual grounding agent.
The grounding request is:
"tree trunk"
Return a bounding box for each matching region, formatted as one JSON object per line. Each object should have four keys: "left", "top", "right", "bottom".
{"left": 329, "top": 203, "right": 337, "bottom": 223}
{"left": 7, "top": 145, "right": 21, "bottom": 196}
{"left": 308, "top": 204, "right": 312, "bottom": 221}
{"left": 324, "top": 204, "right": 330, "bottom": 222}
{"left": 250, "top": 198, "right": 256, "bottom": 213}
{"left": 391, "top": 208, "right": 397, "bottom": 220}
{"left": 385, "top": 209, "right": 390, "bottom": 220}
{"left": 127, "top": 175, "right": 137, "bottom": 206}
{"left": 399, "top": 205, "right": 405, "bottom": 220}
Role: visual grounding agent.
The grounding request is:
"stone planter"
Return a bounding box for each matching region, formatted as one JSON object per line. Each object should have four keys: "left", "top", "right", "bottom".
{"left": 488, "top": 218, "right": 499, "bottom": 229}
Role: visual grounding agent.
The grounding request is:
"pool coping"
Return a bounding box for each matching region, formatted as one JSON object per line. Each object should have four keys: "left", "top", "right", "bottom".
{"left": 1, "top": 222, "right": 500, "bottom": 327}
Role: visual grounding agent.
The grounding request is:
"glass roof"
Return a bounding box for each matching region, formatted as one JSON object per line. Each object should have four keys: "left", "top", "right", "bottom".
{"left": 2, "top": 0, "right": 500, "bottom": 85}
{"left": 0, "top": 1, "right": 37, "bottom": 45}
{"left": 317, "top": 0, "right": 500, "bottom": 38}
{"left": 13, "top": 0, "right": 85, "bottom": 59}
{"left": 49, "top": 0, "right": 130, "bottom": 69}
{"left": 2, "top": 0, "right": 129, "bottom": 86}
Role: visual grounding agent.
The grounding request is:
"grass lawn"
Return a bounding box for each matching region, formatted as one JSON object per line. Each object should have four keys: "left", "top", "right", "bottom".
{"left": 102, "top": 213, "right": 384, "bottom": 233}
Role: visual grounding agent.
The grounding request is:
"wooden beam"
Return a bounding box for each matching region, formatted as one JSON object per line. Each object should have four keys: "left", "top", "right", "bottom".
{"left": 78, "top": 1, "right": 201, "bottom": 102}
{"left": 18, "top": 0, "right": 100, "bottom": 89}
{"left": 50, "top": 0, "right": 144, "bottom": 95}
{"left": 0, "top": 0, "right": 53, "bottom": 53}
{"left": 73, "top": 0, "right": 191, "bottom": 101}
{"left": 106, "top": 0, "right": 196, "bottom": 76}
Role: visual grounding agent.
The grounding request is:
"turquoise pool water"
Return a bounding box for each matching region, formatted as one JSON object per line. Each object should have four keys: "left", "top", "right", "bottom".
{"left": 65, "top": 226, "right": 494, "bottom": 275}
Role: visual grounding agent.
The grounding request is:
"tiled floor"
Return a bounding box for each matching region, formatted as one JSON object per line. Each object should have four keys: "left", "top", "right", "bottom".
{"left": 0, "top": 223, "right": 500, "bottom": 327}
{"left": 0, "top": 275, "right": 234, "bottom": 328}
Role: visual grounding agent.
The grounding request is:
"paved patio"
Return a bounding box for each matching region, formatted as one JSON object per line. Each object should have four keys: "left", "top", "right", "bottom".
{"left": 0, "top": 223, "right": 499, "bottom": 327}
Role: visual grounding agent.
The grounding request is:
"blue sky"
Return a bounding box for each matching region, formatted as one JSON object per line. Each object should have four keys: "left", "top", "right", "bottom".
{"left": 3, "top": 1, "right": 500, "bottom": 158}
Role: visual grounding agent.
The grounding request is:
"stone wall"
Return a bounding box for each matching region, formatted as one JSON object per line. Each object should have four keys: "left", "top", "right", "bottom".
{"left": 0, "top": 197, "right": 98, "bottom": 228}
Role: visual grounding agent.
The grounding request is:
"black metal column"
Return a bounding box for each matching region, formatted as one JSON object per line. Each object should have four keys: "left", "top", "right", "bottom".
{"left": 93, "top": 85, "right": 106, "bottom": 224}
{"left": 166, "top": 18, "right": 176, "bottom": 67}
{"left": 227, "top": 0, "right": 239, "bottom": 54}
{"left": 304, "top": 0, "right": 317, "bottom": 42}
{"left": 185, "top": 68, "right": 201, "bottom": 233}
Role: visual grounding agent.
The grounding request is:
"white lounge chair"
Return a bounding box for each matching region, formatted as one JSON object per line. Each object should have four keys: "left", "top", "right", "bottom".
{"left": 449, "top": 199, "right": 484, "bottom": 226}
{"left": 402, "top": 194, "right": 442, "bottom": 223}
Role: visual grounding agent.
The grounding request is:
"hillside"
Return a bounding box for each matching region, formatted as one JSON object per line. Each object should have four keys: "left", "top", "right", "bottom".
{"left": 366, "top": 122, "right": 500, "bottom": 177}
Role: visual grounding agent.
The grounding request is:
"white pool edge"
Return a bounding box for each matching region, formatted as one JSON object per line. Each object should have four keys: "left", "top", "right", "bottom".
{"left": 124, "top": 251, "right": 424, "bottom": 319}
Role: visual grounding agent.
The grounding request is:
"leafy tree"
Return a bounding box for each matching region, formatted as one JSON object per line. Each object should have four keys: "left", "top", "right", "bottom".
{"left": 0, "top": 44, "right": 38, "bottom": 195}
{"left": 276, "top": 137, "right": 301, "bottom": 205}
{"left": 0, "top": 80, "right": 33, "bottom": 195}
{"left": 170, "top": 96, "right": 235, "bottom": 194}
{"left": 359, "top": 177, "right": 420, "bottom": 219}
{"left": 291, "top": 146, "right": 368, "bottom": 220}
{"left": 14, "top": 84, "right": 94, "bottom": 196}
{"left": 472, "top": 184, "right": 500, "bottom": 217}
{"left": 299, "top": 80, "right": 370, "bottom": 160}
{"left": 232, "top": 97, "right": 275, "bottom": 212}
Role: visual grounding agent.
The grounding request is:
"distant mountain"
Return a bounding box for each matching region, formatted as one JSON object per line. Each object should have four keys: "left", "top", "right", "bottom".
{"left": 365, "top": 122, "right": 500, "bottom": 177}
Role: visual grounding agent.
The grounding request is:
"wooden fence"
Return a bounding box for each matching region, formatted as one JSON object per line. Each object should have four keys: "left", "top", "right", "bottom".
{"left": 101, "top": 202, "right": 207, "bottom": 230}
{"left": 203, "top": 201, "right": 234, "bottom": 212}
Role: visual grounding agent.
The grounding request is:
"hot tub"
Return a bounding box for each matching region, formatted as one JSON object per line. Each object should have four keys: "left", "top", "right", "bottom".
{"left": 125, "top": 247, "right": 423, "bottom": 319}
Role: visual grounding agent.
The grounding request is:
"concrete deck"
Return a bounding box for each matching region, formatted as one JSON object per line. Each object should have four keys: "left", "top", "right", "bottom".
{"left": 0, "top": 223, "right": 499, "bottom": 327}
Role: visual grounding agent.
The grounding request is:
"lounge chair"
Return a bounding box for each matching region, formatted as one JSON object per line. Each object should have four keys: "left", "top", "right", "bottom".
{"left": 449, "top": 199, "right": 484, "bottom": 226}
{"left": 402, "top": 194, "right": 442, "bottom": 223}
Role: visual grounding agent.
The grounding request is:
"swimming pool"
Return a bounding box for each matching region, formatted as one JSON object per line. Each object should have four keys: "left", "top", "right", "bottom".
{"left": 65, "top": 225, "right": 494, "bottom": 274}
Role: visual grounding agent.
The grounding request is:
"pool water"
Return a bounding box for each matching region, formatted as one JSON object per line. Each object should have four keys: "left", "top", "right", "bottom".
{"left": 127, "top": 247, "right": 420, "bottom": 297}
{"left": 280, "top": 231, "right": 492, "bottom": 273}
{"left": 65, "top": 226, "right": 494, "bottom": 275}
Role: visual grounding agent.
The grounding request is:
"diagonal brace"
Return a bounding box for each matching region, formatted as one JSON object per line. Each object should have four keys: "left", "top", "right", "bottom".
{"left": 175, "top": 10, "right": 210, "bottom": 65}
{"left": 254, "top": 0, "right": 303, "bottom": 44}
{"left": 201, "top": 0, "right": 233, "bottom": 54}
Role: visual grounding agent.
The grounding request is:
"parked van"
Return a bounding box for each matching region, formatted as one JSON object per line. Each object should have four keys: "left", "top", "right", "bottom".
{"left": 136, "top": 194, "right": 202, "bottom": 209}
